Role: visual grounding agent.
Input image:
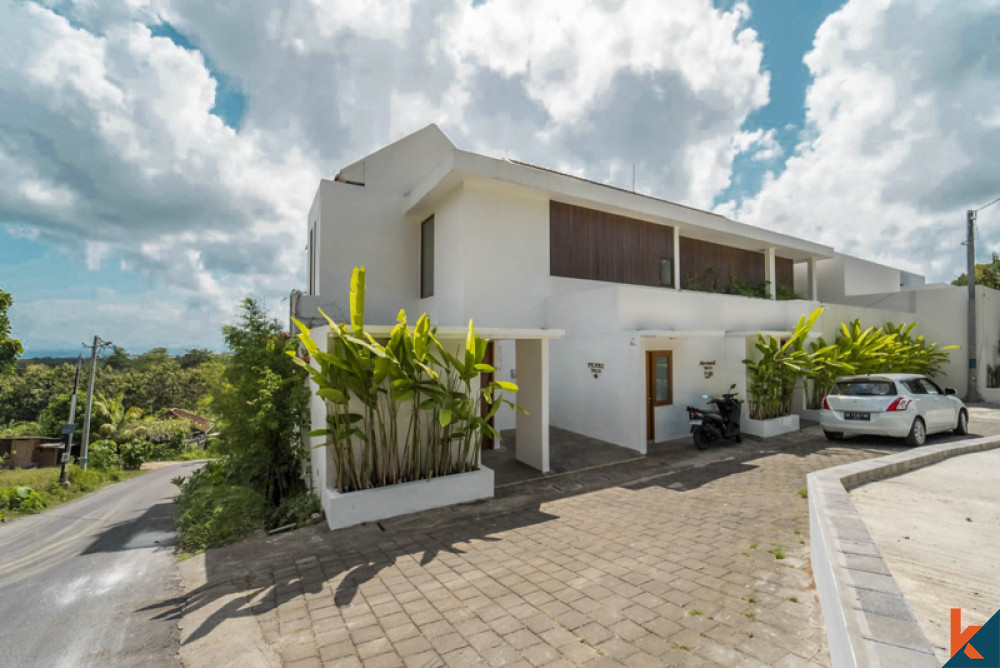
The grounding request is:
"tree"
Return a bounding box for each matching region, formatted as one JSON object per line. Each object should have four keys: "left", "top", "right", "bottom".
{"left": 0, "top": 288, "right": 23, "bottom": 375}
{"left": 214, "top": 297, "right": 308, "bottom": 507}
{"left": 178, "top": 348, "right": 214, "bottom": 369}
{"left": 93, "top": 391, "right": 146, "bottom": 442}
{"left": 952, "top": 252, "right": 1000, "bottom": 290}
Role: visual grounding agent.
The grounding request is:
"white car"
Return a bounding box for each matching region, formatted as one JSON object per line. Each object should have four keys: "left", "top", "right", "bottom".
{"left": 820, "top": 373, "right": 968, "bottom": 446}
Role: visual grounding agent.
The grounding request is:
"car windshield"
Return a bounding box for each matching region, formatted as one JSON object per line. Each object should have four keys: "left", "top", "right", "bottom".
{"left": 831, "top": 381, "right": 896, "bottom": 396}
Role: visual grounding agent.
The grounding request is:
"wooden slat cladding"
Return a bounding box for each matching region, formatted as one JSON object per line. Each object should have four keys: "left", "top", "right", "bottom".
{"left": 550, "top": 201, "right": 674, "bottom": 287}
{"left": 776, "top": 257, "right": 793, "bottom": 290}
{"left": 680, "top": 237, "right": 764, "bottom": 290}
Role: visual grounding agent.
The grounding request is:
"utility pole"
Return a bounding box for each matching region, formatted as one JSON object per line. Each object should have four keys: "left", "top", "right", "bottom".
{"left": 79, "top": 335, "right": 106, "bottom": 471}
{"left": 59, "top": 356, "right": 83, "bottom": 486}
{"left": 967, "top": 209, "right": 980, "bottom": 403}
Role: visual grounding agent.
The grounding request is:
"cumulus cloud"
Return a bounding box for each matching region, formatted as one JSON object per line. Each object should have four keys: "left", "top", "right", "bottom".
{"left": 3, "top": 0, "right": 771, "bottom": 350}
{"left": 721, "top": 0, "right": 1000, "bottom": 282}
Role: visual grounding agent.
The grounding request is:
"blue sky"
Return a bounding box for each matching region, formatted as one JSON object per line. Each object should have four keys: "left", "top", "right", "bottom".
{"left": 2, "top": 0, "right": 998, "bottom": 357}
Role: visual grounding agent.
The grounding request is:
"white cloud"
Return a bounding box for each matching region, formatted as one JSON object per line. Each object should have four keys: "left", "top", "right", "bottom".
{"left": 2, "top": 0, "right": 771, "bottom": 350}
{"left": 723, "top": 0, "right": 1000, "bottom": 282}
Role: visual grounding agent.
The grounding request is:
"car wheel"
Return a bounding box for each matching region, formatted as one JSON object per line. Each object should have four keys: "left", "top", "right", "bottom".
{"left": 954, "top": 409, "right": 969, "bottom": 435}
{"left": 693, "top": 428, "right": 714, "bottom": 450}
{"left": 823, "top": 430, "right": 843, "bottom": 441}
{"left": 905, "top": 417, "right": 926, "bottom": 447}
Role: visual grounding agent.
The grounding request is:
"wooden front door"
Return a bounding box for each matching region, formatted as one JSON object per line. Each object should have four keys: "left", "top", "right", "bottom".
{"left": 480, "top": 340, "right": 496, "bottom": 449}
{"left": 646, "top": 350, "right": 673, "bottom": 441}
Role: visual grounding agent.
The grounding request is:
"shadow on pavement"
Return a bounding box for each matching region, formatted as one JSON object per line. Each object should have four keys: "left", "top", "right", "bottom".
{"left": 153, "top": 422, "right": 990, "bottom": 649}
{"left": 82, "top": 502, "right": 178, "bottom": 555}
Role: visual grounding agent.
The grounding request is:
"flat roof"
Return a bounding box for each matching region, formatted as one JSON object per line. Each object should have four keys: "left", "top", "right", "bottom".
{"left": 309, "top": 324, "right": 564, "bottom": 340}
{"left": 405, "top": 149, "right": 835, "bottom": 263}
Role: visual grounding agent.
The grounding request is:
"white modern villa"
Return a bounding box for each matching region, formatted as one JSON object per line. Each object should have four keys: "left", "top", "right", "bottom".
{"left": 297, "top": 124, "right": 1000, "bottom": 499}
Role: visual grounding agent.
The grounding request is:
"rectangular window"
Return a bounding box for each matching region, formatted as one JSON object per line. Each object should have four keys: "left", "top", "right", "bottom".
{"left": 420, "top": 216, "right": 434, "bottom": 298}
{"left": 650, "top": 351, "right": 673, "bottom": 406}
{"left": 659, "top": 258, "right": 673, "bottom": 287}
{"left": 308, "top": 226, "right": 316, "bottom": 295}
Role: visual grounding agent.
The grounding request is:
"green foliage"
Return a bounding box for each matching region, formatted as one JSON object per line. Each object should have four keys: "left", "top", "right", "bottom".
{"left": 744, "top": 308, "right": 824, "bottom": 420}
{"left": 94, "top": 392, "right": 147, "bottom": 442}
{"left": 0, "top": 466, "right": 138, "bottom": 520}
{"left": 87, "top": 439, "right": 121, "bottom": 471}
{"left": 776, "top": 283, "right": 802, "bottom": 301}
{"left": 0, "top": 288, "right": 23, "bottom": 375}
{"left": 173, "top": 459, "right": 268, "bottom": 551}
{"left": 118, "top": 439, "right": 152, "bottom": 470}
{"left": 952, "top": 252, "right": 1000, "bottom": 290}
{"left": 804, "top": 320, "right": 957, "bottom": 408}
{"left": 0, "top": 420, "right": 38, "bottom": 438}
{"left": 213, "top": 297, "right": 309, "bottom": 507}
{"left": 743, "top": 311, "right": 959, "bottom": 415}
{"left": 270, "top": 491, "right": 321, "bottom": 529}
{"left": 0, "top": 485, "right": 47, "bottom": 513}
{"left": 292, "top": 266, "right": 522, "bottom": 493}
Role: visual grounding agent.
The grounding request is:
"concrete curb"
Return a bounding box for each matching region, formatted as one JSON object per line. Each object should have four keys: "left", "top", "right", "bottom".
{"left": 808, "top": 435, "right": 1000, "bottom": 668}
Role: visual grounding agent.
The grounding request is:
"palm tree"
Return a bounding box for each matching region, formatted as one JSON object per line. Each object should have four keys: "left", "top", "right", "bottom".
{"left": 94, "top": 392, "right": 146, "bottom": 443}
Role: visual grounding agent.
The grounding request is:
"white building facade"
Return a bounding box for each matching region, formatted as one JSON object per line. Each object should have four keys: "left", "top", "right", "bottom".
{"left": 300, "top": 124, "right": 997, "bottom": 489}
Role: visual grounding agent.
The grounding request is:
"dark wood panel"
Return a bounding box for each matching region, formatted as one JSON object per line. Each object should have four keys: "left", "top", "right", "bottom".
{"left": 550, "top": 201, "right": 674, "bottom": 287}
{"left": 679, "top": 237, "right": 765, "bottom": 290}
{"left": 776, "top": 257, "right": 793, "bottom": 290}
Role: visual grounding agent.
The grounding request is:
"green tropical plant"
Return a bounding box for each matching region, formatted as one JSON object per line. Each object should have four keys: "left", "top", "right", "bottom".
{"left": 87, "top": 439, "right": 121, "bottom": 471}
{"left": 803, "top": 320, "right": 957, "bottom": 408}
{"left": 94, "top": 392, "right": 147, "bottom": 442}
{"left": 743, "top": 308, "right": 824, "bottom": 420}
{"left": 290, "top": 266, "right": 522, "bottom": 493}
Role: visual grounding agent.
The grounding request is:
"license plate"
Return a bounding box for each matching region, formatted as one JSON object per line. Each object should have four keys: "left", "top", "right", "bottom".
{"left": 844, "top": 412, "right": 870, "bottom": 421}
{"left": 690, "top": 420, "right": 703, "bottom": 426}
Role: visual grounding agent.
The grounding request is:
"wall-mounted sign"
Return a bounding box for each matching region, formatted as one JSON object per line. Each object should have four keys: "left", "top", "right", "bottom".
{"left": 587, "top": 362, "right": 604, "bottom": 379}
{"left": 700, "top": 360, "right": 716, "bottom": 379}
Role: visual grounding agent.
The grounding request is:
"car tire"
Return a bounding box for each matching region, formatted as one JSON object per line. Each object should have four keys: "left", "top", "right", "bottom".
{"left": 954, "top": 409, "right": 969, "bottom": 436}
{"left": 823, "top": 430, "right": 843, "bottom": 441}
{"left": 905, "top": 417, "right": 926, "bottom": 447}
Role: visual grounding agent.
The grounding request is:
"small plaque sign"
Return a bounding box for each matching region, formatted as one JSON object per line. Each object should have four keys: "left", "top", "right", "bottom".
{"left": 61, "top": 423, "right": 75, "bottom": 435}
{"left": 587, "top": 362, "right": 604, "bottom": 379}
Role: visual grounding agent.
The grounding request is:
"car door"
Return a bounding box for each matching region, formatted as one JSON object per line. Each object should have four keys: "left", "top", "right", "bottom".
{"left": 918, "top": 378, "right": 952, "bottom": 431}
{"left": 901, "top": 379, "right": 932, "bottom": 427}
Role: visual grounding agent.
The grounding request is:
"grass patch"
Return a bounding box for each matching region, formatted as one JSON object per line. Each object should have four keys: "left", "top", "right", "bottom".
{"left": 797, "top": 488, "right": 808, "bottom": 499}
{"left": 0, "top": 466, "right": 144, "bottom": 521}
{"left": 749, "top": 542, "right": 758, "bottom": 549}
{"left": 768, "top": 546, "right": 786, "bottom": 560}
{"left": 673, "top": 643, "right": 692, "bottom": 651}
{"left": 743, "top": 610, "right": 755, "bottom": 618}
{"left": 688, "top": 609, "right": 703, "bottom": 616}
{"left": 788, "top": 596, "right": 799, "bottom": 603}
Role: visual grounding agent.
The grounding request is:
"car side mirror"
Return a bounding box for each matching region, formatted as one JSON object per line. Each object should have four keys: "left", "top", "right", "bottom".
{"left": 944, "top": 387, "right": 957, "bottom": 395}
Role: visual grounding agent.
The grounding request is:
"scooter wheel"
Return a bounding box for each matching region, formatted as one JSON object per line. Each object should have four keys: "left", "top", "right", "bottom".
{"left": 693, "top": 429, "right": 713, "bottom": 450}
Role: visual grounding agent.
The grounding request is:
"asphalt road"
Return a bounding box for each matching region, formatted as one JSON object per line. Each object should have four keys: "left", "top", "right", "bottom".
{"left": 0, "top": 461, "right": 203, "bottom": 667}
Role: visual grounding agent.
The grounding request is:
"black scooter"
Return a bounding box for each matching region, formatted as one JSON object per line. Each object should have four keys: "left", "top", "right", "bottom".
{"left": 686, "top": 384, "right": 743, "bottom": 449}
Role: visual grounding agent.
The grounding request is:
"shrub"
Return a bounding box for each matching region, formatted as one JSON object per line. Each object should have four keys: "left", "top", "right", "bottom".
{"left": 270, "top": 492, "right": 321, "bottom": 529}
{"left": 87, "top": 439, "right": 121, "bottom": 471}
{"left": 174, "top": 461, "right": 268, "bottom": 551}
{"left": 119, "top": 439, "right": 152, "bottom": 470}
{"left": 3, "top": 486, "right": 47, "bottom": 513}
{"left": 68, "top": 465, "right": 107, "bottom": 491}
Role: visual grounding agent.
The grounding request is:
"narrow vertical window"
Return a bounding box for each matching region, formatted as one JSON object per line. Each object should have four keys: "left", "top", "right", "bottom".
{"left": 421, "top": 216, "right": 434, "bottom": 298}
{"left": 309, "top": 226, "right": 316, "bottom": 294}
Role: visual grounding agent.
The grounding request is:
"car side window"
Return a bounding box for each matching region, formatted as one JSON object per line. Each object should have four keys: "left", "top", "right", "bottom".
{"left": 919, "top": 378, "right": 941, "bottom": 395}
{"left": 904, "top": 380, "right": 927, "bottom": 394}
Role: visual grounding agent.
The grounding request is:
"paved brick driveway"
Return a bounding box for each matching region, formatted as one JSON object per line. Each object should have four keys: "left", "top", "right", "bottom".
{"left": 178, "top": 426, "right": 950, "bottom": 667}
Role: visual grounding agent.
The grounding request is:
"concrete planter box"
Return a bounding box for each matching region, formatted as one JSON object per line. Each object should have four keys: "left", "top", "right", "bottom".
{"left": 323, "top": 466, "right": 494, "bottom": 530}
{"left": 741, "top": 413, "right": 800, "bottom": 438}
{"left": 980, "top": 387, "right": 1000, "bottom": 404}
{"left": 795, "top": 407, "right": 821, "bottom": 423}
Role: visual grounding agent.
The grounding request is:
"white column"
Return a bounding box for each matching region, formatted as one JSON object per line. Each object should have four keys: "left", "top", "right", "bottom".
{"left": 764, "top": 247, "right": 777, "bottom": 300}
{"left": 672, "top": 227, "right": 681, "bottom": 290}
{"left": 515, "top": 338, "right": 550, "bottom": 473}
{"left": 807, "top": 257, "right": 818, "bottom": 301}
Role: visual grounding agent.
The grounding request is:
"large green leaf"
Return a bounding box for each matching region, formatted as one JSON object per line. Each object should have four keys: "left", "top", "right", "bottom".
{"left": 350, "top": 266, "right": 366, "bottom": 334}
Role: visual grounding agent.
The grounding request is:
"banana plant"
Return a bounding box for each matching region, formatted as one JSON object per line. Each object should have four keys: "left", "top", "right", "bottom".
{"left": 289, "top": 266, "right": 523, "bottom": 493}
